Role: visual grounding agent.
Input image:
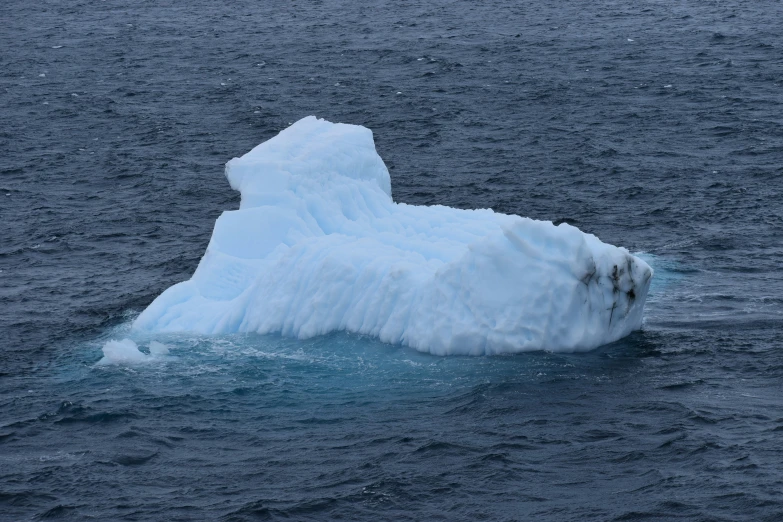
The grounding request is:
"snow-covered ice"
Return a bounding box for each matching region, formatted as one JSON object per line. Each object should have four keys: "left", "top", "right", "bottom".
{"left": 133, "top": 116, "right": 652, "bottom": 354}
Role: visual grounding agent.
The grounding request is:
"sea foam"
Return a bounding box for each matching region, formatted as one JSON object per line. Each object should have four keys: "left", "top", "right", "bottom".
{"left": 133, "top": 116, "right": 652, "bottom": 354}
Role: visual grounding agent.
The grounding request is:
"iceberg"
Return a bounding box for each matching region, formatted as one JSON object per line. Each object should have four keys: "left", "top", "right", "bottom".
{"left": 133, "top": 116, "right": 652, "bottom": 355}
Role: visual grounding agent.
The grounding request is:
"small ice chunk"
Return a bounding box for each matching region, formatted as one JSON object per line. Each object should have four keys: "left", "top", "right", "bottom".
{"left": 664, "top": 84, "right": 672, "bottom": 88}
{"left": 148, "top": 341, "right": 169, "bottom": 356}
{"left": 627, "top": 38, "right": 634, "bottom": 42}
{"left": 97, "top": 339, "right": 148, "bottom": 365}
{"left": 51, "top": 45, "right": 63, "bottom": 49}
{"left": 97, "top": 339, "right": 171, "bottom": 365}
{"left": 396, "top": 91, "right": 402, "bottom": 94}
{"left": 39, "top": 73, "right": 46, "bottom": 77}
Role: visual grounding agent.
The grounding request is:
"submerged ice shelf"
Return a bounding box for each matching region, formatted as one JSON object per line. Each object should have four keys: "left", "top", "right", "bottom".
{"left": 133, "top": 116, "right": 652, "bottom": 355}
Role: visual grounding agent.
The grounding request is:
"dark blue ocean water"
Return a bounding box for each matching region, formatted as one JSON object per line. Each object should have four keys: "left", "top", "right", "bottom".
{"left": 2, "top": 0, "right": 782, "bottom": 519}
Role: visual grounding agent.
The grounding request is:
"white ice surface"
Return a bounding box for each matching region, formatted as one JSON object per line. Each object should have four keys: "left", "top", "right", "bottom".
{"left": 97, "top": 339, "right": 170, "bottom": 365}
{"left": 133, "top": 116, "right": 652, "bottom": 354}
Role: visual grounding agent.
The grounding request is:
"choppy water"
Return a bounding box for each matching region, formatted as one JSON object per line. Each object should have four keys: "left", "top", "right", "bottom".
{"left": 2, "top": 0, "right": 782, "bottom": 520}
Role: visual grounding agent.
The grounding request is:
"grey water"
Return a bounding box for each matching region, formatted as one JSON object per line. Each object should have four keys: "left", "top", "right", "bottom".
{"left": 1, "top": 0, "right": 782, "bottom": 520}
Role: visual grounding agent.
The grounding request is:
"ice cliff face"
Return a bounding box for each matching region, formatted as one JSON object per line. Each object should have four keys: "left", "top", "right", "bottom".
{"left": 133, "top": 116, "right": 652, "bottom": 354}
